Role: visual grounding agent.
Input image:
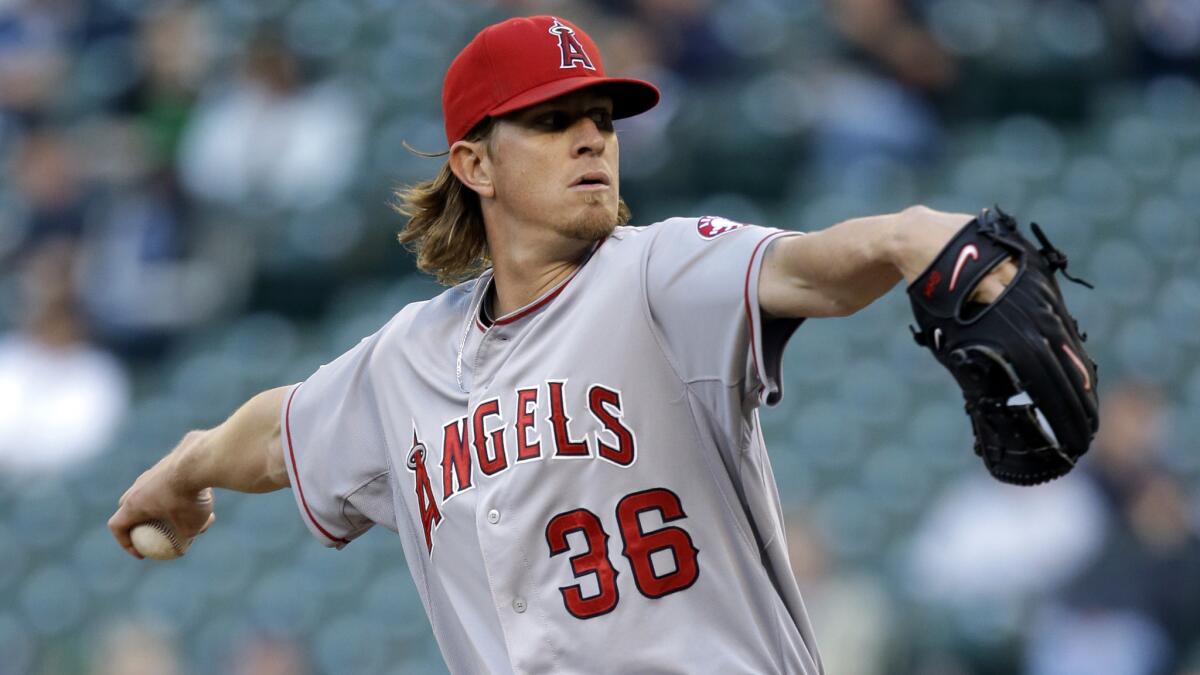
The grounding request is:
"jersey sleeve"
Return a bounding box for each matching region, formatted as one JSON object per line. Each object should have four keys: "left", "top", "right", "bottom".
{"left": 643, "top": 216, "right": 804, "bottom": 406}
{"left": 281, "top": 331, "right": 397, "bottom": 549}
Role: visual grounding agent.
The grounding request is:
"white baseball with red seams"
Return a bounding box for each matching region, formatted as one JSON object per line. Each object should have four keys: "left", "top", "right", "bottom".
{"left": 130, "top": 520, "right": 189, "bottom": 560}
{"left": 281, "top": 218, "right": 824, "bottom": 674}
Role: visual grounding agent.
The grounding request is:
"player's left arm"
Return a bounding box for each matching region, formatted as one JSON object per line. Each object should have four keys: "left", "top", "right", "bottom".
{"left": 759, "top": 205, "right": 1016, "bottom": 318}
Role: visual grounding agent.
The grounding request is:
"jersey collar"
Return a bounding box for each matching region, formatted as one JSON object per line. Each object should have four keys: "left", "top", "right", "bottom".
{"left": 473, "top": 236, "right": 607, "bottom": 332}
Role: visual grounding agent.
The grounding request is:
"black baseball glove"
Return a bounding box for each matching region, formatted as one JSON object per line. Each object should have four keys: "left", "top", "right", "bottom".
{"left": 908, "top": 207, "right": 1099, "bottom": 485}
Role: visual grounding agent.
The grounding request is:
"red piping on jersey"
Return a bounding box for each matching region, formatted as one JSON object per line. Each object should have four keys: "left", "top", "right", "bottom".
{"left": 479, "top": 236, "right": 609, "bottom": 329}
{"left": 284, "top": 385, "right": 350, "bottom": 546}
{"left": 743, "top": 232, "right": 784, "bottom": 397}
{"left": 493, "top": 278, "right": 572, "bottom": 325}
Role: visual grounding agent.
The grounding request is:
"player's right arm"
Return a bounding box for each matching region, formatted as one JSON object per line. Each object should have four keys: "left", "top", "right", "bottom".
{"left": 107, "top": 385, "right": 291, "bottom": 559}
{"left": 758, "top": 206, "right": 1015, "bottom": 319}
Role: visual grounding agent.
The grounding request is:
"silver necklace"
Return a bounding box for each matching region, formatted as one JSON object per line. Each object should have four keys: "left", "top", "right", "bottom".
{"left": 455, "top": 275, "right": 490, "bottom": 393}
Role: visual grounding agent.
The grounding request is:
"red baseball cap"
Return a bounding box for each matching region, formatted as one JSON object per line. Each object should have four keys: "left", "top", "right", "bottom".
{"left": 442, "top": 16, "right": 660, "bottom": 144}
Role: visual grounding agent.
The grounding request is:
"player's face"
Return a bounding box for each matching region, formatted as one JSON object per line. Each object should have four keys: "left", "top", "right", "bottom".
{"left": 487, "top": 90, "right": 620, "bottom": 241}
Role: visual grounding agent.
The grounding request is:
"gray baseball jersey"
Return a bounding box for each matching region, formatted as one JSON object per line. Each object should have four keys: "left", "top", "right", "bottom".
{"left": 281, "top": 216, "right": 824, "bottom": 674}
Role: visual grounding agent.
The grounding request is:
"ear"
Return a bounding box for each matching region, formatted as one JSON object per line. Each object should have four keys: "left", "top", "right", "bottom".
{"left": 448, "top": 139, "right": 495, "bottom": 199}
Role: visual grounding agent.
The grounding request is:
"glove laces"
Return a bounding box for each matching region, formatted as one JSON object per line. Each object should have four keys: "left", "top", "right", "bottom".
{"left": 1030, "top": 222, "right": 1094, "bottom": 289}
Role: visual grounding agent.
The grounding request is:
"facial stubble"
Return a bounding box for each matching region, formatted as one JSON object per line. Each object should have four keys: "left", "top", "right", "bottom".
{"left": 559, "top": 191, "right": 619, "bottom": 242}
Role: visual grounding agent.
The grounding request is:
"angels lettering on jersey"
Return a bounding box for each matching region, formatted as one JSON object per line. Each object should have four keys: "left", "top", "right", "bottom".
{"left": 406, "top": 379, "right": 636, "bottom": 554}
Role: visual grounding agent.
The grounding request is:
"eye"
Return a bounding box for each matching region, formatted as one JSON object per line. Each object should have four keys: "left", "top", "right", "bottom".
{"left": 536, "top": 111, "right": 570, "bottom": 130}
{"left": 589, "top": 109, "right": 614, "bottom": 131}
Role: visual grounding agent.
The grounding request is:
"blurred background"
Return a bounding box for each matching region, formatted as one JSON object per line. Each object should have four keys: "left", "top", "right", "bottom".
{"left": 0, "top": 0, "right": 1197, "bottom": 673}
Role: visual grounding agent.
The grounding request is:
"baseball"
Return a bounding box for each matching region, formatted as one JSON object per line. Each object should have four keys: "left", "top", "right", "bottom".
{"left": 130, "top": 520, "right": 190, "bottom": 560}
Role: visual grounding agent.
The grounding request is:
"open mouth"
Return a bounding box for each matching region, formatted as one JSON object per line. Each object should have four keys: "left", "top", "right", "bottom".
{"left": 570, "top": 172, "right": 611, "bottom": 188}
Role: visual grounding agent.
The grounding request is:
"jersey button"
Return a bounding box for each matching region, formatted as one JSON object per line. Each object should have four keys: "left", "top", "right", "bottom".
{"left": 512, "top": 598, "right": 527, "bottom": 613}
{"left": 487, "top": 509, "right": 501, "bottom": 524}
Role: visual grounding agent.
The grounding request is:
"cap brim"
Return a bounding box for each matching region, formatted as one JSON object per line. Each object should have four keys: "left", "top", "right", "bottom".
{"left": 488, "top": 76, "right": 660, "bottom": 121}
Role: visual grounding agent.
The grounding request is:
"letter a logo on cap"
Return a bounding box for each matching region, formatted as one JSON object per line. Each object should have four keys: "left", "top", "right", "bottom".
{"left": 548, "top": 18, "right": 596, "bottom": 71}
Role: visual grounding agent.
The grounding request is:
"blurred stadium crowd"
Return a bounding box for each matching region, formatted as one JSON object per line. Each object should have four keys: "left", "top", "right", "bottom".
{"left": 0, "top": 0, "right": 1198, "bottom": 673}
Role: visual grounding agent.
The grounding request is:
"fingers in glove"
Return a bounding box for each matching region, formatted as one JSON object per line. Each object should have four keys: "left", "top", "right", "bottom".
{"left": 968, "top": 258, "right": 1018, "bottom": 305}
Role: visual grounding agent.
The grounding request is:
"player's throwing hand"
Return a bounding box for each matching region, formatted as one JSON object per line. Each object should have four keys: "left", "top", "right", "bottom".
{"left": 108, "top": 386, "right": 289, "bottom": 560}
{"left": 108, "top": 432, "right": 216, "bottom": 560}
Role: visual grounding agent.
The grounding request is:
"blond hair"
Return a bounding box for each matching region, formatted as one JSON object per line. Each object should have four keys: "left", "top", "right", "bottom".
{"left": 394, "top": 120, "right": 633, "bottom": 285}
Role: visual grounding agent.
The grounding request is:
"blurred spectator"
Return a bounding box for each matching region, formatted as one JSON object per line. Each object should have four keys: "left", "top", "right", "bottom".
{"left": 0, "top": 0, "right": 75, "bottom": 125}
{"left": 0, "top": 237, "right": 129, "bottom": 474}
{"left": 74, "top": 167, "right": 239, "bottom": 359}
{"left": 11, "top": 127, "right": 89, "bottom": 245}
{"left": 805, "top": 0, "right": 957, "bottom": 177}
{"left": 178, "top": 30, "right": 365, "bottom": 210}
{"left": 826, "top": 0, "right": 959, "bottom": 93}
{"left": 89, "top": 619, "right": 183, "bottom": 675}
{"left": 1025, "top": 381, "right": 1200, "bottom": 675}
{"left": 904, "top": 473, "right": 1105, "bottom": 611}
{"left": 901, "top": 416, "right": 1109, "bottom": 671}
{"left": 788, "top": 512, "right": 895, "bottom": 675}
{"left": 118, "top": 2, "right": 213, "bottom": 167}
{"left": 617, "top": 0, "right": 739, "bottom": 82}
{"left": 1078, "top": 379, "right": 1169, "bottom": 514}
{"left": 48, "top": 6, "right": 254, "bottom": 358}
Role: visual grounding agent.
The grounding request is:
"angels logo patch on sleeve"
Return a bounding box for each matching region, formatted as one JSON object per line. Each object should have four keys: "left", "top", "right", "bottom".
{"left": 696, "top": 216, "right": 747, "bottom": 240}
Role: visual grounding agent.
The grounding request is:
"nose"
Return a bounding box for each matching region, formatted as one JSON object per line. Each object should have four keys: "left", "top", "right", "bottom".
{"left": 571, "top": 116, "right": 606, "bottom": 157}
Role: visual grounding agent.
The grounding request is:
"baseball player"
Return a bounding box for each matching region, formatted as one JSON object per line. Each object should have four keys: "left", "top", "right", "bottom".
{"left": 110, "top": 15, "right": 1027, "bottom": 674}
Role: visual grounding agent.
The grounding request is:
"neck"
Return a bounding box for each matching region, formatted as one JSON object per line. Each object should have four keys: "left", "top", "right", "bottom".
{"left": 485, "top": 219, "right": 598, "bottom": 318}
